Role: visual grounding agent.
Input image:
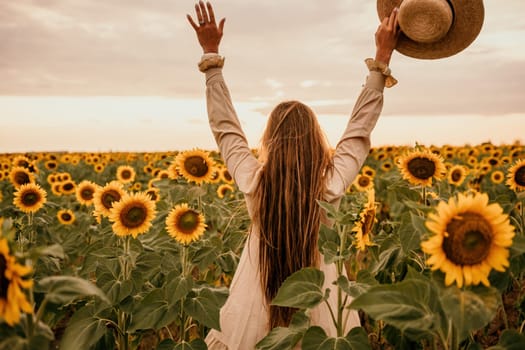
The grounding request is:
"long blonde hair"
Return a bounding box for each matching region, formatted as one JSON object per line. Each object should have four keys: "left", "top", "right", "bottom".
{"left": 254, "top": 100, "right": 333, "bottom": 329}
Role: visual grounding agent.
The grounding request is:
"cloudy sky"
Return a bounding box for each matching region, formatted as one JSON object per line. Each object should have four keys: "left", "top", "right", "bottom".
{"left": 1, "top": 0, "right": 524, "bottom": 153}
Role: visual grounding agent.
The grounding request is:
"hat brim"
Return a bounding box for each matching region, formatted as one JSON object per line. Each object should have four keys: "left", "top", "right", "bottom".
{"left": 377, "top": 0, "right": 484, "bottom": 59}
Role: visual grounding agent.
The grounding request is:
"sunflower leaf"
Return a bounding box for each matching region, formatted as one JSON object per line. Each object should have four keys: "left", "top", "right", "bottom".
{"left": 38, "top": 275, "right": 110, "bottom": 305}
{"left": 301, "top": 326, "right": 370, "bottom": 350}
{"left": 183, "top": 285, "right": 228, "bottom": 330}
{"left": 59, "top": 303, "right": 113, "bottom": 350}
{"left": 486, "top": 329, "right": 525, "bottom": 349}
{"left": 172, "top": 339, "right": 208, "bottom": 350}
{"left": 128, "top": 288, "right": 178, "bottom": 332}
{"left": 349, "top": 278, "right": 445, "bottom": 341}
{"left": 272, "top": 268, "right": 325, "bottom": 309}
{"left": 255, "top": 326, "right": 304, "bottom": 350}
{"left": 439, "top": 285, "right": 500, "bottom": 342}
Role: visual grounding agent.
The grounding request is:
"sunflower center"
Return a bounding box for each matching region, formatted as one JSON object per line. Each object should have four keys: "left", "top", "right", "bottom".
{"left": 178, "top": 211, "right": 199, "bottom": 234}
{"left": 22, "top": 191, "right": 40, "bottom": 207}
{"left": 184, "top": 156, "right": 208, "bottom": 177}
{"left": 443, "top": 212, "right": 493, "bottom": 265}
{"left": 0, "top": 254, "right": 8, "bottom": 299}
{"left": 61, "top": 213, "right": 72, "bottom": 222}
{"left": 358, "top": 176, "right": 370, "bottom": 187}
{"left": 407, "top": 157, "right": 436, "bottom": 180}
{"left": 515, "top": 166, "right": 525, "bottom": 186}
{"left": 101, "top": 190, "right": 121, "bottom": 209}
{"left": 81, "top": 188, "right": 94, "bottom": 200}
{"left": 222, "top": 170, "right": 232, "bottom": 182}
{"left": 121, "top": 170, "right": 132, "bottom": 179}
{"left": 451, "top": 170, "right": 462, "bottom": 182}
{"left": 14, "top": 172, "right": 30, "bottom": 185}
{"left": 63, "top": 183, "right": 74, "bottom": 191}
{"left": 120, "top": 204, "right": 147, "bottom": 228}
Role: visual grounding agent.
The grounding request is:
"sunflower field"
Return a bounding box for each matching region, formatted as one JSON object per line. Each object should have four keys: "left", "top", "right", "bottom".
{"left": 0, "top": 142, "right": 524, "bottom": 350}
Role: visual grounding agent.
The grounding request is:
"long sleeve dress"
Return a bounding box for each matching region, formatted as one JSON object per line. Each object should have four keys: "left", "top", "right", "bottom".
{"left": 202, "top": 59, "right": 386, "bottom": 349}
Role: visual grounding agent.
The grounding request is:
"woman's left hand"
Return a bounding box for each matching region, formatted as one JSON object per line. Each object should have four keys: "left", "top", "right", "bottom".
{"left": 187, "top": 1, "right": 225, "bottom": 54}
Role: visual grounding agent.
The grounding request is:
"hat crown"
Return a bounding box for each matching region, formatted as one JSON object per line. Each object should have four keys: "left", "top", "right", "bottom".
{"left": 398, "top": 0, "right": 453, "bottom": 44}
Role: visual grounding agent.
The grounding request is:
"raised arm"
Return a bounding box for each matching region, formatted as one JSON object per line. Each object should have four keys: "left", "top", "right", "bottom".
{"left": 328, "top": 7, "right": 400, "bottom": 198}
{"left": 187, "top": 1, "right": 260, "bottom": 193}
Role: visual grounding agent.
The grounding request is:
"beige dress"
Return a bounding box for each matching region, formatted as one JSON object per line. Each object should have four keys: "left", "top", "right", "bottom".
{"left": 202, "top": 62, "right": 386, "bottom": 349}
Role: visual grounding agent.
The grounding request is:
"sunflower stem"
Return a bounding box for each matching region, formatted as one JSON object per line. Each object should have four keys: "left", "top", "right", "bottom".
{"left": 336, "top": 223, "right": 347, "bottom": 337}
{"left": 499, "top": 293, "right": 509, "bottom": 329}
{"left": 179, "top": 245, "right": 188, "bottom": 341}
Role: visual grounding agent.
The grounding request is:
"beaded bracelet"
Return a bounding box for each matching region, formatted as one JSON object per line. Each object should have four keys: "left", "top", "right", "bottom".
{"left": 365, "top": 58, "right": 398, "bottom": 88}
{"left": 198, "top": 55, "right": 225, "bottom": 72}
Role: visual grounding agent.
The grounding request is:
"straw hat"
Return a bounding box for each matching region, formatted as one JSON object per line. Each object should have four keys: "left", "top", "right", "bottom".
{"left": 377, "top": 0, "right": 485, "bottom": 59}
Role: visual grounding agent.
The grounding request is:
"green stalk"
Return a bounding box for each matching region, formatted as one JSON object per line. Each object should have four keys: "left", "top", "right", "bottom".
{"left": 117, "top": 236, "right": 132, "bottom": 350}
{"left": 179, "top": 245, "right": 188, "bottom": 341}
{"left": 336, "top": 223, "right": 347, "bottom": 337}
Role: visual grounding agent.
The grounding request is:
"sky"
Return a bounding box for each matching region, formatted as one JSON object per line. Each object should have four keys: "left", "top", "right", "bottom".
{"left": 1, "top": 0, "right": 524, "bottom": 153}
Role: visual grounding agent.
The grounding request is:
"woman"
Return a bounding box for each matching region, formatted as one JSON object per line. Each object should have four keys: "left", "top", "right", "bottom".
{"left": 187, "top": 1, "right": 400, "bottom": 348}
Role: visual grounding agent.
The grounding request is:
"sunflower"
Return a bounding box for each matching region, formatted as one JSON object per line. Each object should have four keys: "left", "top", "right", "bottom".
{"left": 361, "top": 165, "right": 376, "bottom": 178}
{"left": 209, "top": 166, "right": 222, "bottom": 184}
{"left": 13, "top": 183, "right": 47, "bottom": 214}
{"left": 447, "top": 165, "right": 468, "bottom": 187}
{"left": 220, "top": 167, "right": 234, "bottom": 184}
{"left": 109, "top": 192, "right": 157, "bottom": 238}
{"left": 145, "top": 187, "right": 160, "bottom": 202}
{"left": 94, "top": 164, "right": 105, "bottom": 174}
{"left": 490, "top": 170, "right": 505, "bottom": 184}
{"left": 9, "top": 167, "right": 35, "bottom": 188}
{"left": 217, "top": 184, "right": 235, "bottom": 199}
{"left": 11, "top": 155, "right": 31, "bottom": 169}
{"left": 353, "top": 174, "right": 374, "bottom": 192}
{"left": 0, "top": 238, "right": 33, "bottom": 326}
{"left": 60, "top": 180, "right": 77, "bottom": 195}
{"left": 57, "top": 209, "right": 75, "bottom": 225}
{"left": 116, "top": 165, "right": 136, "bottom": 183}
{"left": 155, "top": 170, "right": 170, "bottom": 180}
{"left": 397, "top": 149, "right": 446, "bottom": 187}
{"left": 165, "top": 203, "right": 207, "bottom": 245}
{"left": 76, "top": 180, "right": 98, "bottom": 206}
{"left": 93, "top": 181, "right": 126, "bottom": 217}
{"left": 506, "top": 159, "right": 525, "bottom": 192}
{"left": 44, "top": 160, "right": 58, "bottom": 171}
{"left": 352, "top": 189, "right": 377, "bottom": 251}
{"left": 380, "top": 160, "right": 394, "bottom": 172}
{"left": 175, "top": 149, "right": 215, "bottom": 184}
{"left": 421, "top": 192, "right": 515, "bottom": 288}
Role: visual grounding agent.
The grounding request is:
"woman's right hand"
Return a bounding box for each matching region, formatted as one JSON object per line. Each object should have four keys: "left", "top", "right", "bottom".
{"left": 375, "top": 7, "right": 400, "bottom": 65}
{"left": 187, "top": 1, "right": 226, "bottom": 54}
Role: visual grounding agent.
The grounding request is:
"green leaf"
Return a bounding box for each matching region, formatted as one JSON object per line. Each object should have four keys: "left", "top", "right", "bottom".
{"left": 256, "top": 310, "right": 310, "bottom": 350}
{"left": 344, "top": 327, "right": 372, "bottom": 350}
{"left": 38, "top": 275, "right": 110, "bottom": 305}
{"left": 173, "top": 339, "right": 207, "bottom": 350}
{"left": 302, "top": 326, "right": 356, "bottom": 350}
{"left": 398, "top": 212, "right": 422, "bottom": 254}
{"left": 272, "top": 268, "right": 325, "bottom": 309}
{"left": 317, "top": 200, "right": 339, "bottom": 220}
{"left": 184, "top": 286, "right": 228, "bottom": 330}
{"left": 336, "top": 274, "right": 376, "bottom": 299}
{"left": 59, "top": 304, "right": 113, "bottom": 350}
{"left": 255, "top": 327, "right": 304, "bottom": 350}
{"left": 439, "top": 285, "right": 500, "bottom": 342}
{"left": 30, "top": 243, "right": 65, "bottom": 260}
{"left": 128, "top": 289, "right": 178, "bottom": 332}
{"left": 510, "top": 234, "right": 525, "bottom": 255}
{"left": 350, "top": 279, "right": 444, "bottom": 341}
{"left": 487, "top": 329, "right": 525, "bottom": 349}
{"left": 167, "top": 275, "right": 193, "bottom": 303}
